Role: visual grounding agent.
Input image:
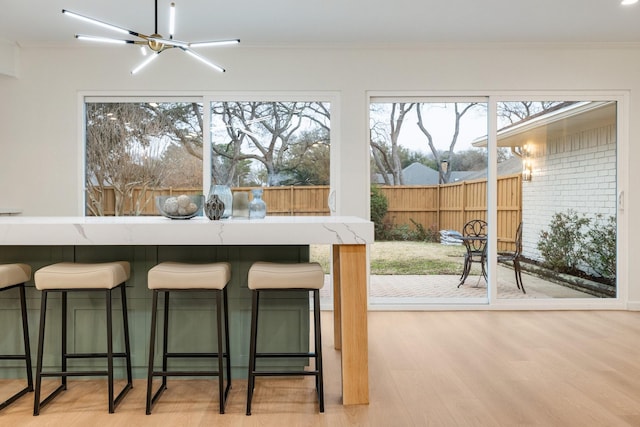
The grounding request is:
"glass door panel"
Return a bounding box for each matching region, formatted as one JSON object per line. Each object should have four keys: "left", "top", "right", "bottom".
{"left": 368, "top": 99, "right": 488, "bottom": 304}
{"left": 493, "top": 100, "right": 617, "bottom": 299}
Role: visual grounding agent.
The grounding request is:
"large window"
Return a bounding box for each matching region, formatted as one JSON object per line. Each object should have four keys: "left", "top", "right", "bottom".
{"left": 84, "top": 99, "right": 203, "bottom": 216}
{"left": 84, "top": 96, "right": 332, "bottom": 217}
{"left": 209, "top": 101, "right": 330, "bottom": 187}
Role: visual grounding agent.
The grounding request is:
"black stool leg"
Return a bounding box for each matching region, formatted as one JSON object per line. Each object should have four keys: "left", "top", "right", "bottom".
{"left": 216, "top": 289, "right": 225, "bottom": 414}
{"left": 33, "top": 290, "right": 47, "bottom": 416}
{"left": 223, "top": 287, "right": 231, "bottom": 399}
{"left": 19, "top": 284, "right": 34, "bottom": 393}
{"left": 313, "top": 289, "right": 325, "bottom": 412}
{"left": 0, "top": 284, "right": 33, "bottom": 411}
{"left": 162, "top": 291, "right": 170, "bottom": 390}
{"left": 120, "top": 284, "right": 133, "bottom": 386}
{"left": 106, "top": 288, "right": 114, "bottom": 413}
{"left": 61, "top": 291, "right": 67, "bottom": 391}
{"left": 146, "top": 290, "right": 160, "bottom": 415}
{"left": 246, "top": 290, "right": 260, "bottom": 416}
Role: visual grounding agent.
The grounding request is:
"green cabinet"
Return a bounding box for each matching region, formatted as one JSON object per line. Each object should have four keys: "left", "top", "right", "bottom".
{"left": 0, "top": 245, "right": 310, "bottom": 379}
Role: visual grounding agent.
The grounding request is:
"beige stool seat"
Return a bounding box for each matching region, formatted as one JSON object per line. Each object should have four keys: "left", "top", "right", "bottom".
{"left": 248, "top": 262, "right": 324, "bottom": 290}
{"left": 246, "top": 261, "right": 325, "bottom": 415}
{"left": 148, "top": 262, "right": 230, "bottom": 290}
{"left": 0, "top": 264, "right": 33, "bottom": 411}
{"left": 33, "top": 261, "right": 133, "bottom": 415}
{"left": 0, "top": 263, "right": 31, "bottom": 289}
{"left": 146, "top": 262, "right": 232, "bottom": 415}
{"left": 34, "top": 261, "right": 130, "bottom": 290}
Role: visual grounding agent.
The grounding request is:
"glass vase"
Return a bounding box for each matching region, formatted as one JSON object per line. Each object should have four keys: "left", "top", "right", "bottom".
{"left": 208, "top": 184, "right": 232, "bottom": 218}
{"left": 249, "top": 188, "right": 267, "bottom": 219}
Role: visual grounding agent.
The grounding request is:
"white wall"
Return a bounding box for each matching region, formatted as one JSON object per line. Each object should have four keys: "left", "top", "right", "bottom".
{"left": 0, "top": 43, "right": 638, "bottom": 305}
{"left": 523, "top": 123, "right": 617, "bottom": 262}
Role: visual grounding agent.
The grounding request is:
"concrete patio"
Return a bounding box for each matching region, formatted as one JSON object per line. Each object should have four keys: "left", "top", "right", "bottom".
{"left": 320, "top": 265, "right": 595, "bottom": 301}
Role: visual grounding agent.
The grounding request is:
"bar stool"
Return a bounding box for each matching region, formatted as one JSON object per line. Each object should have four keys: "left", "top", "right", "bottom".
{"left": 146, "top": 262, "right": 231, "bottom": 415}
{"left": 0, "top": 264, "right": 33, "bottom": 410}
{"left": 33, "top": 262, "right": 133, "bottom": 415}
{"left": 246, "top": 261, "right": 325, "bottom": 415}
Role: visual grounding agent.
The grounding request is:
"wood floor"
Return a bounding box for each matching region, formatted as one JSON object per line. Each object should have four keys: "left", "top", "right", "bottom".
{"left": 1, "top": 310, "right": 640, "bottom": 426}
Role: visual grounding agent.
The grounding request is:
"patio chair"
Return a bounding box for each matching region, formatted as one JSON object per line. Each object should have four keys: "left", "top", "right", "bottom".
{"left": 497, "top": 222, "right": 525, "bottom": 294}
{"left": 458, "top": 219, "right": 487, "bottom": 287}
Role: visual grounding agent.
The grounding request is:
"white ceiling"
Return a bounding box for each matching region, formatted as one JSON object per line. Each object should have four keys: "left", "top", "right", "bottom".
{"left": 2, "top": 0, "right": 640, "bottom": 47}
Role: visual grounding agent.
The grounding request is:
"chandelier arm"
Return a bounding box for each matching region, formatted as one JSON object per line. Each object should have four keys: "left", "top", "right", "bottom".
{"left": 75, "top": 34, "right": 141, "bottom": 45}
{"left": 180, "top": 47, "right": 225, "bottom": 72}
{"left": 62, "top": 9, "right": 145, "bottom": 40}
{"left": 189, "top": 39, "right": 241, "bottom": 48}
{"left": 131, "top": 50, "right": 163, "bottom": 75}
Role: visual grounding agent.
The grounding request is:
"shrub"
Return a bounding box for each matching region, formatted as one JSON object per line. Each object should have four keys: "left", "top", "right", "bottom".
{"left": 370, "top": 185, "right": 388, "bottom": 240}
{"left": 584, "top": 214, "right": 616, "bottom": 280}
{"left": 410, "top": 219, "right": 439, "bottom": 243}
{"left": 538, "top": 210, "right": 617, "bottom": 281}
{"left": 537, "top": 210, "right": 590, "bottom": 273}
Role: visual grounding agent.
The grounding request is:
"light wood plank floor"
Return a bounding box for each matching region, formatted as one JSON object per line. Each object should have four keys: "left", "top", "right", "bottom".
{"left": 1, "top": 310, "right": 640, "bottom": 426}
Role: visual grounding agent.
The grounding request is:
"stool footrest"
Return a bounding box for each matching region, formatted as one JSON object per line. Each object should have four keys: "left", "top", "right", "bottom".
{"left": 0, "top": 354, "right": 30, "bottom": 360}
{"left": 251, "top": 370, "right": 319, "bottom": 377}
{"left": 40, "top": 370, "right": 109, "bottom": 377}
{"left": 165, "top": 352, "right": 228, "bottom": 358}
{"left": 255, "top": 352, "right": 317, "bottom": 358}
{"left": 151, "top": 370, "right": 222, "bottom": 377}
{"left": 65, "top": 352, "right": 129, "bottom": 359}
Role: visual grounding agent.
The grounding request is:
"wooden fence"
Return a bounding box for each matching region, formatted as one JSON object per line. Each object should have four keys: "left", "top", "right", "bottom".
{"left": 93, "top": 174, "right": 521, "bottom": 247}
{"left": 379, "top": 174, "right": 522, "bottom": 250}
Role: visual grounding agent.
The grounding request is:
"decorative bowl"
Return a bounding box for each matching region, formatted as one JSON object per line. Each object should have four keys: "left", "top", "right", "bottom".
{"left": 155, "top": 194, "right": 204, "bottom": 220}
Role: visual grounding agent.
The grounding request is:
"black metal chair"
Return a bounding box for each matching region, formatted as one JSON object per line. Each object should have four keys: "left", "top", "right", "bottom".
{"left": 498, "top": 222, "right": 525, "bottom": 294}
{"left": 0, "top": 264, "right": 33, "bottom": 411}
{"left": 458, "top": 219, "right": 488, "bottom": 287}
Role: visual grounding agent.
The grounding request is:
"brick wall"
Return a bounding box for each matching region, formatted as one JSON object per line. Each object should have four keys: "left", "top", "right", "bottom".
{"left": 522, "top": 123, "right": 617, "bottom": 261}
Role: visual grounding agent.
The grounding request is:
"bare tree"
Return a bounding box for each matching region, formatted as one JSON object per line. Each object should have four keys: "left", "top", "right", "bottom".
{"left": 210, "top": 101, "right": 330, "bottom": 186}
{"left": 145, "top": 102, "right": 204, "bottom": 160}
{"left": 497, "top": 101, "right": 567, "bottom": 126}
{"left": 370, "top": 102, "right": 415, "bottom": 185}
{"left": 416, "top": 102, "right": 479, "bottom": 183}
{"left": 86, "top": 103, "right": 167, "bottom": 216}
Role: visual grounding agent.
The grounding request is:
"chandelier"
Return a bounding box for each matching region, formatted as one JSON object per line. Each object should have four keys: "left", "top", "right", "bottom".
{"left": 62, "top": 0, "right": 239, "bottom": 74}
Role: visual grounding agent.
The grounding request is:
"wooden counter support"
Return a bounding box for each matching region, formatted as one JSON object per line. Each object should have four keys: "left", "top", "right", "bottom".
{"left": 333, "top": 244, "right": 369, "bottom": 405}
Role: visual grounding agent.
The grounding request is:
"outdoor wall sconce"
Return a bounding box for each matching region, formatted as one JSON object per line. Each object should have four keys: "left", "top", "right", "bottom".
{"left": 521, "top": 143, "right": 532, "bottom": 181}
{"left": 522, "top": 159, "right": 532, "bottom": 181}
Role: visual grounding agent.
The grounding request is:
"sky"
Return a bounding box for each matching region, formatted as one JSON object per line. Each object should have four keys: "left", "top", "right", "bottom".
{"left": 370, "top": 102, "right": 489, "bottom": 155}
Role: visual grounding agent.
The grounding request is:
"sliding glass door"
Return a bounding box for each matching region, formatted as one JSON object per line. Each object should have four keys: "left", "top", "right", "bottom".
{"left": 368, "top": 93, "right": 622, "bottom": 307}
{"left": 492, "top": 100, "right": 618, "bottom": 300}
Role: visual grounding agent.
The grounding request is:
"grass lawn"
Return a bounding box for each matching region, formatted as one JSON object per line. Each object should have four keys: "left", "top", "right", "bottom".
{"left": 310, "top": 241, "right": 467, "bottom": 275}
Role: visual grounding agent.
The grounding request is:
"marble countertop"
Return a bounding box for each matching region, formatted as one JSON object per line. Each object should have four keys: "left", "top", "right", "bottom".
{"left": 0, "top": 216, "right": 374, "bottom": 246}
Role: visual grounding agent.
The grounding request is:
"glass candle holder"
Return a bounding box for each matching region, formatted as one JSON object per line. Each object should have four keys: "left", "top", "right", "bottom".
{"left": 232, "top": 191, "right": 249, "bottom": 218}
